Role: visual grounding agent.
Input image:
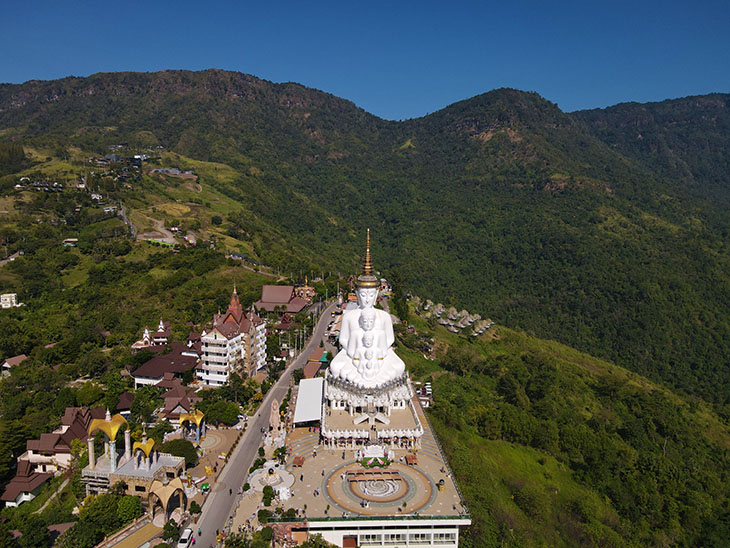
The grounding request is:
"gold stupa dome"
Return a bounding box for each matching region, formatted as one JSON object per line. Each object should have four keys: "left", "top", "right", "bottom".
{"left": 356, "top": 229, "right": 379, "bottom": 289}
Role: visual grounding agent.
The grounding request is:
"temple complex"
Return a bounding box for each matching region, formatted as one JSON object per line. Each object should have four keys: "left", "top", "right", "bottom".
{"left": 275, "top": 231, "right": 470, "bottom": 547}
{"left": 81, "top": 410, "right": 186, "bottom": 518}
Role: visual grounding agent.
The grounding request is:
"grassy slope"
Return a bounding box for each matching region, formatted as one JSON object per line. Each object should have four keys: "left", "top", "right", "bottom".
{"left": 400, "top": 310, "right": 730, "bottom": 547}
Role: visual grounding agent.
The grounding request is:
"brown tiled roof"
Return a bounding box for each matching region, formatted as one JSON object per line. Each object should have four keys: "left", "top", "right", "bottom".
{"left": 17, "top": 460, "right": 31, "bottom": 477}
{"left": 2, "top": 354, "right": 27, "bottom": 367}
{"left": 116, "top": 392, "right": 135, "bottom": 411}
{"left": 260, "top": 285, "right": 295, "bottom": 303}
{"left": 132, "top": 347, "right": 199, "bottom": 380}
{"left": 309, "top": 348, "right": 326, "bottom": 362}
{"left": 156, "top": 372, "right": 181, "bottom": 390}
{"left": 90, "top": 406, "right": 106, "bottom": 419}
{"left": 211, "top": 323, "right": 242, "bottom": 340}
{"left": 302, "top": 361, "right": 321, "bottom": 378}
{"left": 26, "top": 440, "right": 41, "bottom": 451}
{"left": 36, "top": 433, "right": 66, "bottom": 453}
{"left": 1, "top": 472, "right": 52, "bottom": 502}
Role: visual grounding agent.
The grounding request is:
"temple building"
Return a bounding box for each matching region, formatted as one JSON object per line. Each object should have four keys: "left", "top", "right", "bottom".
{"left": 131, "top": 319, "right": 171, "bottom": 351}
{"left": 197, "top": 288, "right": 266, "bottom": 386}
{"left": 276, "top": 232, "right": 470, "bottom": 547}
{"left": 295, "top": 277, "right": 316, "bottom": 302}
{"left": 81, "top": 410, "right": 186, "bottom": 517}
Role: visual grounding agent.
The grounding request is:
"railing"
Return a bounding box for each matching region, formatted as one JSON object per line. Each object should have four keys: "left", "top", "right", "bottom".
{"left": 327, "top": 372, "right": 410, "bottom": 398}
{"left": 267, "top": 513, "right": 470, "bottom": 523}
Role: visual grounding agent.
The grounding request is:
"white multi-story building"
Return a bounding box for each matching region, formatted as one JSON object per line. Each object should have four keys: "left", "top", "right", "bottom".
{"left": 1, "top": 293, "right": 22, "bottom": 308}
{"left": 197, "top": 288, "right": 267, "bottom": 386}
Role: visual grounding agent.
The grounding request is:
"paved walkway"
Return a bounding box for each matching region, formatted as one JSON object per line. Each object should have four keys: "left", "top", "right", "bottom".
{"left": 104, "top": 522, "right": 161, "bottom": 548}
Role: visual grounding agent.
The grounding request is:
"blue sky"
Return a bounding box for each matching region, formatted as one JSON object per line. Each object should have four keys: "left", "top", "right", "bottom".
{"left": 2, "top": 0, "right": 728, "bottom": 120}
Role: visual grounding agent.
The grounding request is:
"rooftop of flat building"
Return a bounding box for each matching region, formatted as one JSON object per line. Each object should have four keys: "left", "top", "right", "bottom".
{"left": 82, "top": 452, "right": 184, "bottom": 481}
{"left": 274, "top": 398, "right": 468, "bottom": 523}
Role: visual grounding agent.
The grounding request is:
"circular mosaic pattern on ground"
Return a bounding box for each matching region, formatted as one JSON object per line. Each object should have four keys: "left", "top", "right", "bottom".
{"left": 324, "top": 462, "right": 434, "bottom": 515}
{"left": 350, "top": 475, "right": 407, "bottom": 503}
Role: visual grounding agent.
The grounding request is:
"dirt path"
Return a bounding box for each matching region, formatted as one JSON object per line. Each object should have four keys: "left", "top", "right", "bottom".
{"left": 136, "top": 219, "right": 176, "bottom": 245}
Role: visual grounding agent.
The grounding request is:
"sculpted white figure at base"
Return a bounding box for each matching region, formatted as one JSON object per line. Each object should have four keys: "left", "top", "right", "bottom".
{"left": 329, "top": 286, "right": 405, "bottom": 388}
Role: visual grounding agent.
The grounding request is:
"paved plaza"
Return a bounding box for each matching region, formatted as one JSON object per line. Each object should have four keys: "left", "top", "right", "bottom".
{"left": 230, "top": 396, "right": 466, "bottom": 529}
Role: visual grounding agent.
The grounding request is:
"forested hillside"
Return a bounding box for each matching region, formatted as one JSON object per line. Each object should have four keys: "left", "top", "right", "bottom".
{"left": 398, "top": 312, "right": 730, "bottom": 547}
{"left": 1, "top": 71, "right": 730, "bottom": 407}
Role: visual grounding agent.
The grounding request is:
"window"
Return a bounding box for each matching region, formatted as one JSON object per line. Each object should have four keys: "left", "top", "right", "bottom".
{"left": 134, "top": 485, "right": 145, "bottom": 492}
{"left": 359, "top": 533, "right": 382, "bottom": 546}
{"left": 409, "top": 532, "right": 431, "bottom": 545}
{"left": 433, "top": 532, "right": 456, "bottom": 544}
{"left": 384, "top": 533, "right": 405, "bottom": 545}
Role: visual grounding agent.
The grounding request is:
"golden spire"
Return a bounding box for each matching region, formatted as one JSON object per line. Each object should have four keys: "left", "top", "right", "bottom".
{"left": 357, "top": 228, "right": 379, "bottom": 288}
{"left": 363, "top": 228, "right": 373, "bottom": 276}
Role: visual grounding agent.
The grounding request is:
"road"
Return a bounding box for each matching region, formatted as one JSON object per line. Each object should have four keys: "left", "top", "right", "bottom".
{"left": 196, "top": 301, "right": 338, "bottom": 546}
{"left": 118, "top": 204, "right": 137, "bottom": 238}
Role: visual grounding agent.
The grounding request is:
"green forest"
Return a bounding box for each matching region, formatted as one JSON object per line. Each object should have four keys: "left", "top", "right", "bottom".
{"left": 1, "top": 70, "right": 730, "bottom": 546}
{"left": 1, "top": 72, "right": 728, "bottom": 408}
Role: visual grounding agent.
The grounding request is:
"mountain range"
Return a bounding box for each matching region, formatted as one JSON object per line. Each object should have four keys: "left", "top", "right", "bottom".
{"left": 1, "top": 70, "right": 729, "bottom": 406}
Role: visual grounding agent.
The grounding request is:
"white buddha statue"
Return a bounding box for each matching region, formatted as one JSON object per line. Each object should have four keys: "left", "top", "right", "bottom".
{"left": 329, "top": 230, "right": 405, "bottom": 388}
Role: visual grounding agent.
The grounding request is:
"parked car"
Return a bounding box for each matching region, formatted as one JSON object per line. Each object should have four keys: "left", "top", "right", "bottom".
{"left": 177, "top": 528, "right": 194, "bottom": 547}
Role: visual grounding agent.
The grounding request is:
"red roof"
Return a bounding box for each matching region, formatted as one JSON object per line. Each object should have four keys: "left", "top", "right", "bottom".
{"left": 308, "top": 347, "right": 326, "bottom": 362}
{"left": 116, "top": 392, "right": 135, "bottom": 411}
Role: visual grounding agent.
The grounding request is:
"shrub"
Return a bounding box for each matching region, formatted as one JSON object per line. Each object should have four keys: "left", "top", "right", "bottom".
{"left": 513, "top": 485, "right": 549, "bottom": 518}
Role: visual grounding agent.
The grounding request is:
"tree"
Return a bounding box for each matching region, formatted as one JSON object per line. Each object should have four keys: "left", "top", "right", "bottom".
{"left": 207, "top": 400, "right": 239, "bottom": 425}
{"left": 130, "top": 385, "right": 163, "bottom": 423}
{"left": 161, "top": 439, "right": 199, "bottom": 467}
{"left": 225, "top": 533, "right": 253, "bottom": 548}
{"left": 229, "top": 372, "right": 245, "bottom": 404}
{"left": 189, "top": 500, "right": 201, "bottom": 514}
{"left": 148, "top": 420, "right": 174, "bottom": 445}
{"left": 77, "top": 382, "right": 104, "bottom": 407}
{"left": 162, "top": 520, "right": 180, "bottom": 542}
{"left": 17, "top": 515, "right": 51, "bottom": 548}
{"left": 117, "top": 495, "right": 142, "bottom": 522}
{"left": 211, "top": 215, "right": 223, "bottom": 225}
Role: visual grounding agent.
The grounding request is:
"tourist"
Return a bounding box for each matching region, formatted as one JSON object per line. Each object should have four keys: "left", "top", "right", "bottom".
{"left": 198, "top": 528, "right": 201, "bottom": 537}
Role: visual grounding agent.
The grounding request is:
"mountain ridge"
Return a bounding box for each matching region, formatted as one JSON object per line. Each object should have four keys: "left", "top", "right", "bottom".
{"left": 2, "top": 70, "right": 730, "bottom": 407}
